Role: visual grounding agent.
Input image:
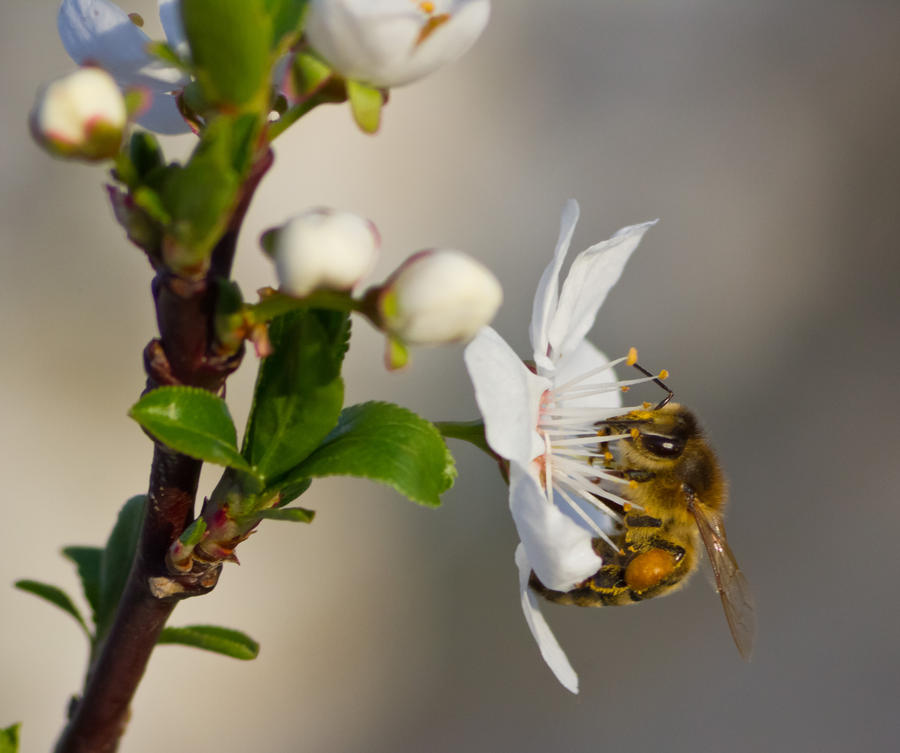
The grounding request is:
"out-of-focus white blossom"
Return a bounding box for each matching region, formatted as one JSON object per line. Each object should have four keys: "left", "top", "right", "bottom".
{"left": 379, "top": 249, "right": 502, "bottom": 344}
{"left": 270, "top": 208, "right": 380, "bottom": 297}
{"left": 30, "top": 67, "right": 126, "bottom": 160}
{"left": 305, "top": 0, "right": 490, "bottom": 88}
{"left": 58, "top": 0, "right": 190, "bottom": 134}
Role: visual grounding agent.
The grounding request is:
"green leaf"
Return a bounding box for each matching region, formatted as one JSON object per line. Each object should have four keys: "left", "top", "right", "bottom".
{"left": 181, "top": 0, "right": 271, "bottom": 108}
{"left": 0, "top": 723, "right": 20, "bottom": 753}
{"left": 265, "top": 0, "right": 309, "bottom": 49}
{"left": 255, "top": 507, "right": 315, "bottom": 523}
{"left": 130, "top": 387, "right": 254, "bottom": 474}
{"left": 182, "top": 0, "right": 272, "bottom": 108}
{"left": 14, "top": 580, "right": 90, "bottom": 638}
{"left": 286, "top": 402, "right": 457, "bottom": 507}
{"left": 158, "top": 625, "right": 259, "bottom": 660}
{"left": 61, "top": 546, "right": 103, "bottom": 631}
{"left": 347, "top": 79, "right": 383, "bottom": 134}
{"left": 242, "top": 310, "right": 348, "bottom": 482}
{"left": 96, "top": 496, "right": 146, "bottom": 641}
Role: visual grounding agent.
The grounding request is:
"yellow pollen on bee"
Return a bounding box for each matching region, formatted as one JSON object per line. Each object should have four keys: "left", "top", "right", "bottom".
{"left": 623, "top": 503, "right": 632, "bottom": 512}
{"left": 629, "top": 480, "right": 639, "bottom": 489}
{"left": 659, "top": 369, "right": 669, "bottom": 379}
{"left": 626, "top": 347, "right": 638, "bottom": 366}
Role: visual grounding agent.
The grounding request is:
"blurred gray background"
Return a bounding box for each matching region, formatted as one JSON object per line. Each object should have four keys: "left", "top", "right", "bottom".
{"left": 3, "top": 1, "right": 899, "bottom": 751}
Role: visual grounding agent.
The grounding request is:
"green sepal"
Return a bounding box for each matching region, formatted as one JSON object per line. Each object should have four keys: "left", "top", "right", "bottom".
{"left": 96, "top": 496, "right": 146, "bottom": 641}
{"left": 0, "top": 723, "right": 20, "bottom": 753}
{"left": 145, "top": 41, "right": 187, "bottom": 70}
{"left": 61, "top": 546, "right": 103, "bottom": 631}
{"left": 291, "top": 50, "right": 335, "bottom": 97}
{"left": 346, "top": 79, "right": 383, "bottom": 134}
{"left": 158, "top": 624, "right": 259, "bottom": 660}
{"left": 284, "top": 401, "right": 457, "bottom": 507}
{"left": 13, "top": 580, "right": 90, "bottom": 638}
{"left": 129, "top": 386, "right": 256, "bottom": 475}
{"left": 179, "top": 517, "right": 208, "bottom": 549}
{"left": 242, "top": 310, "right": 348, "bottom": 483}
{"left": 181, "top": 0, "right": 272, "bottom": 109}
{"left": 255, "top": 507, "right": 315, "bottom": 523}
{"left": 385, "top": 336, "right": 409, "bottom": 370}
{"left": 128, "top": 132, "right": 165, "bottom": 181}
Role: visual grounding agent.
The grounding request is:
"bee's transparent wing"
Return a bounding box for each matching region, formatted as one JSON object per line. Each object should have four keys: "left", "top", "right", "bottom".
{"left": 691, "top": 501, "right": 757, "bottom": 661}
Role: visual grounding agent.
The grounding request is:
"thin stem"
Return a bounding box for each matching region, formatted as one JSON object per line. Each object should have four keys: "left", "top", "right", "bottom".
{"left": 54, "top": 149, "right": 273, "bottom": 753}
{"left": 435, "top": 420, "right": 493, "bottom": 457}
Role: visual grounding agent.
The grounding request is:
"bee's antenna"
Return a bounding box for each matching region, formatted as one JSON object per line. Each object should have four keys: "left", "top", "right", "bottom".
{"left": 633, "top": 362, "right": 674, "bottom": 410}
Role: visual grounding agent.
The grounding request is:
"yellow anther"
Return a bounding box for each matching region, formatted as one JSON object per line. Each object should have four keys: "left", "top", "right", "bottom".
{"left": 629, "top": 480, "right": 639, "bottom": 489}
{"left": 128, "top": 12, "right": 144, "bottom": 27}
{"left": 642, "top": 401, "right": 652, "bottom": 409}
{"left": 623, "top": 502, "right": 632, "bottom": 512}
{"left": 659, "top": 369, "right": 669, "bottom": 379}
{"left": 630, "top": 428, "right": 640, "bottom": 439}
{"left": 620, "top": 385, "right": 630, "bottom": 392}
{"left": 419, "top": 1, "right": 435, "bottom": 12}
{"left": 626, "top": 347, "right": 638, "bottom": 366}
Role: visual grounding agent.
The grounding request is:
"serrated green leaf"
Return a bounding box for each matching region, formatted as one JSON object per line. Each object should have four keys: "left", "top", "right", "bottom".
{"left": 182, "top": 0, "right": 272, "bottom": 108}
{"left": 96, "top": 496, "right": 146, "bottom": 641}
{"left": 61, "top": 546, "right": 102, "bottom": 631}
{"left": 14, "top": 580, "right": 90, "bottom": 638}
{"left": 256, "top": 507, "right": 315, "bottom": 523}
{"left": 242, "top": 310, "right": 348, "bottom": 482}
{"left": 286, "top": 401, "right": 457, "bottom": 507}
{"left": 0, "top": 723, "right": 20, "bottom": 753}
{"left": 347, "top": 79, "right": 383, "bottom": 134}
{"left": 130, "top": 387, "right": 254, "bottom": 474}
{"left": 158, "top": 625, "right": 259, "bottom": 660}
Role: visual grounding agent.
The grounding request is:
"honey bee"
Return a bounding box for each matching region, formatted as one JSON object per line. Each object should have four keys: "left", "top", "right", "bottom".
{"left": 530, "top": 365, "right": 757, "bottom": 660}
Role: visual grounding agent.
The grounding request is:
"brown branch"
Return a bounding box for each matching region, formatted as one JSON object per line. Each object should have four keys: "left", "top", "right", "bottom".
{"left": 54, "top": 149, "right": 273, "bottom": 753}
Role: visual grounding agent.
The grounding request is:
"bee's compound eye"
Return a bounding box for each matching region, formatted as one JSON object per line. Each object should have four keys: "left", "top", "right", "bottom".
{"left": 641, "top": 433, "right": 686, "bottom": 459}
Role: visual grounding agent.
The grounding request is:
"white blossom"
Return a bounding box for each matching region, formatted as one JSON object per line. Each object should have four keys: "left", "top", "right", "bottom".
{"left": 30, "top": 67, "right": 126, "bottom": 160}
{"left": 58, "top": 0, "right": 190, "bottom": 134}
{"left": 379, "top": 249, "right": 502, "bottom": 344}
{"left": 464, "top": 199, "right": 657, "bottom": 692}
{"left": 305, "top": 0, "right": 490, "bottom": 88}
{"left": 272, "top": 208, "right": 380, "bottom": 298}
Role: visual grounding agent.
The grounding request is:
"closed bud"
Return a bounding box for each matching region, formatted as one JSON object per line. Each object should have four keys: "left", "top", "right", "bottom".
{"left": 305, "top": 0, "right": 491, "bottom": 88}
{"left": 267, "top": 208, "right": 380, "bottom": 298}
{"left": 30, "top": 67, "right": 126, "bottom": 161}
{"left": 378, "top": 249, "right": 502, "bottom": 344}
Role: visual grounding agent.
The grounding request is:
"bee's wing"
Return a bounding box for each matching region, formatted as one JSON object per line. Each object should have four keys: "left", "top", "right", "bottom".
{"left": 690, "top": 501, "right": 757, "bottom": 661}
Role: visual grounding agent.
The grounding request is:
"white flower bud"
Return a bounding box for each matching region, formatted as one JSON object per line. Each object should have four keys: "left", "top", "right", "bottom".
{"left": 305, "top": 0, "right": 490, "bottom": 88}
{"left": 271, "top": 208, "right": 380, "bottom": 297}
{"left": 379, "top": 249, "right": 502, "bottom": 344}
{"left": 30, "top": 67, "right": 126, "bottom": 161}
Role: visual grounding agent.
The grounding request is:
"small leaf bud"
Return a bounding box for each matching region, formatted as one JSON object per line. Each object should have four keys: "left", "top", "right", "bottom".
{"left": 265, "top": 208, "right": 380, "bottom": 298}
{"left": 30, "top": 67, "right": 126, "bottom": 161}
{"left": 378, "top": 249, "right": 502, "bottom": 345}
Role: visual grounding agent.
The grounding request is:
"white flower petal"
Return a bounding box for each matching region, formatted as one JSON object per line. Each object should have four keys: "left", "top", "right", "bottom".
{"left": 58, "top": 0, "right": 189, "bottom": 90}
{"left": 529, "top": 198, "right": 579, "bottom": 374}
{"left": 464, "top": 327, "right": 547, "bottom": 465}
{"left": 547, "top": 220, "right": 657, "bottom": 362}
{"left": 134, "top": 90, "right": 190, "bottom": 134}
{"left": 509, "top": 462, "right": 603, "bottom": 591}
{"left": 159, "top": 0, "right": 189, "bottom": 57}
{"left": 515, "top": 544, "right": 579, "bottom": 694}
{"left": 552, "top": 340, "right": 623, "bottom": 412}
